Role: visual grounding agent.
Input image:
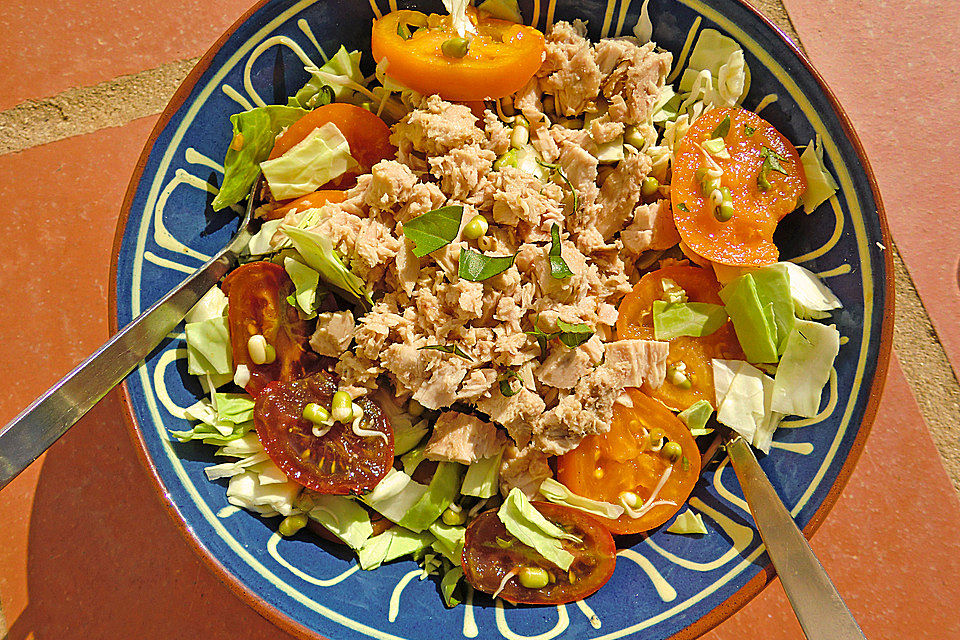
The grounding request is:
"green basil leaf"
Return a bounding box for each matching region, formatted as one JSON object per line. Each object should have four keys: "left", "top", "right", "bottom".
{"left": 556, "top": 319, "right": 594, "bottom": 348}
{"left": 458, "top": 247, "right": 516, "bottom": 282}
{"left": 758, "top": 146, "right": 790, "bottom": 191}
{"left": 499, "top": 370, "right": 522, "bottom": 397}
{"left": 419, "top": 344, "right": 473, "bottom": 361}
{"left": 548, "top": 224, "right": 574, "bottom": 279}
{"left": 677, "top": 202, "right": 690, "bottom": 212}
{"left": 743, "top": 124, "right": 756, "bottom": 136}
{"left": 403, "top": 205, "right": 464, "bottom": 258}
{"left": 711, "top": 114, "right": 731, "bottom": 139}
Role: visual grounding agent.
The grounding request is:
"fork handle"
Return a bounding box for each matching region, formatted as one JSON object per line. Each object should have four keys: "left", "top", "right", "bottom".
{"left": 0, "top": 249, "right": 239, "bottom": 491}
{"left": 726, "top": 436, "right": 868, "bottom": 640}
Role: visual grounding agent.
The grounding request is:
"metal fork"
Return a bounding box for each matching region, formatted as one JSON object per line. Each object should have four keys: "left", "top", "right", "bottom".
{"left": 704, "top": 430, "right": 868, "bottom": 639}
{"left": 0, "top": 179, "right": 261, "bottom": 491}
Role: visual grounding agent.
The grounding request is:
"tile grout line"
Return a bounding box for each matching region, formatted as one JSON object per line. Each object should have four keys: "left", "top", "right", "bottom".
{"left": 0, "top": 57, "right": 200, "bottom": 157}
{"left": 891, "top": 246, "right": 960, "bottom": 492}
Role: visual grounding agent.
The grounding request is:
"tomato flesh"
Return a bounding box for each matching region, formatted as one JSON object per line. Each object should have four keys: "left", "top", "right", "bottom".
{"left": 255, "top": 371, "right": 394, "bottom": 495}
{"left": 557, "top": 390, "right": 701, "bottom": 534}
{"left": 616, "top": 263, "right": 743, "bottom": 411}
{"left": 671, "top": 107, "right": 806, "bottom": 266}
{"left": 221, "top": 261, "right": 317, "bottom": 397}
{"left": 269, "top": 103, "right": 395, "bottom": 191}
{"left": 266, "top": 189, "right": 346, "bottom": 220}
{"left": 461, "top": 502, "right": 616, "bottom": 604}
{"left": 371, "top": 10, "right": 545, "bottom": 102}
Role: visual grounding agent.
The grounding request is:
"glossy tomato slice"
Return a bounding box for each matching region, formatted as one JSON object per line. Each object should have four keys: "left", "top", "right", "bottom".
{"left": 557, "top": 389, "right": 701, "bottom": 534}
{"left": 371, "top": 10, "right": 545, "bottom": 101}
{"left": 255, "top": 371, "right": 394, "bottom": 494}
{"left": 268, "top": 103, "right": 395, "bottom": 191}
{"left": 221, "top": 261, "right": 317, "bottom": 397}
{"left": 616, "top": 263, "right": 743, "bottom": 411}
{"left": 672, "top": 107, "right": 806, "bottom": 266}
{"left": 461, "top": 502, "right": 616, "bottom": 604}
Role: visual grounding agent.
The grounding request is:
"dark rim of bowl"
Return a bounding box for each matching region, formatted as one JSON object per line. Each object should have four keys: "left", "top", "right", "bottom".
{"left": 108, "top": 1, "right": 895, "bottom": 638}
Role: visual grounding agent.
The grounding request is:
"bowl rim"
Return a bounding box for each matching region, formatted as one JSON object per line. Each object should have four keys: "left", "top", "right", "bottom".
{"left": 108, "top": 0, "right": 895, "bottom": 638}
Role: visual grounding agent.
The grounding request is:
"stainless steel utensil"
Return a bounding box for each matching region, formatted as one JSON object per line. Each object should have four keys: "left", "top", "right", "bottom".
{"left": 725, "top": 434, "right": 868, "bottom": 640}
{"left": 0, "top": 180, "right": 260, "bottom": 491}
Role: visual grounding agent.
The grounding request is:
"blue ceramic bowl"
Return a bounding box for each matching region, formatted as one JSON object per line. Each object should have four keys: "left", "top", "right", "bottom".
{"left": 111, "top": 1, "right": 893, "bottom": 638}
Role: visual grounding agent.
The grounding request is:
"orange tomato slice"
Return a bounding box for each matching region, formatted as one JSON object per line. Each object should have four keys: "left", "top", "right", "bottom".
{"left": 616, "top": 263, "right": 743, "bottom": 411}
{"left": 671, "top": 107, "right": 806, "bottom": 266}
{"left": 268, "top": 103, "right": 395, "bottom": 190}
{"left": 557, "top": 389, "right": 701, "bottom": 534}
{"left": 371, "top": 9, "right": 545, "bottom": 102}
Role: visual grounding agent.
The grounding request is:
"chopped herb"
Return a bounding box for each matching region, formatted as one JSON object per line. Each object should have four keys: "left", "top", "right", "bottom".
{"left": 499, "top": 370, "right": 522, "bottom": 397}
{"left": 677, "top": 202, "right": 690, "bottom": 212}
{"left": 402, "top": 205, "right": 464, "bottom": 257}
{"left": 743, "top": 124, "right": 756, "bottom": 137}
{"left": 458, "top": 247, "right": 517, "bottom": 282}
{"left": 536, "top": 159, "right": 579, "bottom": 212}
{"left": 525, "top": 319, "right": 555, "bottom": 352}
{"left": 711, "top": 114, "right": 731, "bottom": 139}
{"left": 681, "top": 456, "right": 691, "bottom": 472}
{"left": 556, "top": 319, "right": 594, "bottom": 348}
{"left": 548, "top": 224, "right": 574, "bottom": 279}
{"left": 757, "top": 146, "right": 790, "bottom": 191}
{"left": 419, "top": 344, "right": 474, "bottom": 361}
{"left": 397, "top": 21, "right": 413, "bottom": 39}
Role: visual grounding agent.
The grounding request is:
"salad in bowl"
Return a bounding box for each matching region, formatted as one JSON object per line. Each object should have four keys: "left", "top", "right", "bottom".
{"left": 172, "top": 0, "right": 843, "bottom": 607}
{"left": 114, "top": 0, "right": 889, "bottom": 636}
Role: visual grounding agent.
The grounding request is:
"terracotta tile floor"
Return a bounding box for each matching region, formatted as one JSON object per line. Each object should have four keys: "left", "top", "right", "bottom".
{"left": 1, "top": 1, "right": 959, "bottom": 639}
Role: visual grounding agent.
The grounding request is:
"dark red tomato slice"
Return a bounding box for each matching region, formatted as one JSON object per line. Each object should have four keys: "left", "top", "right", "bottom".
{"left": 461, "top": 502, "right": 616, "bottom": 604}
{"left": 255, "top": 371, "right": 394, "bottom": 494}
{"left": 221, "top": 261, "right": 317, "bottom": 397}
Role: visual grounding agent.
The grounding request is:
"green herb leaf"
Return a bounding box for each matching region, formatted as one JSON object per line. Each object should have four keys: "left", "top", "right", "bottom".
{"left": 402, "top": 205, "right": 464, "bottom": 257}
{"left": 556, "top": 319, "right": 594, "bottom": 348}
{"left": 711, "top": 114, "right": 731, "bottom": 139}
{"left": 419, "top": 344, "right": 473, "bottom": 361}
{"left": 677, "top": 202, "right": 690, "bottom": 212}
{"left": 757, "top": 146, "right": 790, "bottom": 191}
{"left": 458, "top": 247, "right": 516, "bottom": 282}
{"left": 524, "top": 319, "right": 556, "bottom": 353}
{"left": 743, "top": 124, "right": 756, "bottom": 136}
{"left": 548, "top": 224, "right": 574, "bottom": 279}
{"left": 499, "top": 370, "right": 522, "bottom": 397}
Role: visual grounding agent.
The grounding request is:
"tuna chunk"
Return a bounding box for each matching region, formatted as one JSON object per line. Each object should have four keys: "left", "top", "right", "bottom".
{"left": 363, "top": 160, "right": 418, "bottom": 211}
{"left": 308, "top": 310, "right": 355, "bottom": 357}
{"left": 424, "top": 411, "right": 508, "bottom": 465}
{"left": 390, "top": 94, "right": 485, "bottom": 158}
{"left": 499, "top": 445, "right": 552, "bottom": 498}
{"left": 621, "top": 200, "right": 681, "bottom": 254}
{"left": 604, "top": 339, "right": 670, "bottom": 389}
{"left": 594, "top": 38, "right": 672, "bottom": 124}
{"left": 476, "top": 387, "right": 546, "bottom": 448}
{"left": 534, "top": 341, "right": 597, "bottom": 389}
{"left": 596, "top": 152, "right": 652, "bottom": 240}
{"left": 413, "top": 360, "right": 469, "bottom": 410}
{"left": 538, "top": 21, "right": 603, "bottom": 116}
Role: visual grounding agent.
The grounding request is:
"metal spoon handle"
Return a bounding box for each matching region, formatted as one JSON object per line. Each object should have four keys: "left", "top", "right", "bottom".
{"left": 726, "top": 436, "right": 867, "bottom": 640}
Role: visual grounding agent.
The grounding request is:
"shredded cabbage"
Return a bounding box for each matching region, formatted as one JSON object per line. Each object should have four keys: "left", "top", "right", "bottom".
{"left": 538, "top": 478, "right": 625, "bottom": 520}
{"left": 498, "top": 488, "right": 580, "bottom": 571}
{"left": 799, "top": 135, "right": 839, "bottom": 214}
{"left": 303, "top": 494, "right": 374, "bottom": 550}
{"left": 771, "top": 320, "right": 840, "bottom": 417}
{"left": 281, "top": 225, "right": 370, "bottom": 303}
{"left": 260, "top": 123, "right": 357, "bottom": 200}
{"left": 666, "top": 509, "right": 708, "bottom": 535}
{"left": 781, "top": 262, "right": 842, "bottom": 319}
{"left": 283, "top": 257, "right": 321, "bottom": 317}
{"left": 184, "top": 316, "right": 232, "bottom": 376}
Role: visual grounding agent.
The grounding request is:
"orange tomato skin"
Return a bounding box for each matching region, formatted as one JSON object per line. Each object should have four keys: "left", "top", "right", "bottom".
{"left": 557, "top": 390, "right": 701, "bottom": 534}
{"left": 268, "top": 103, "right": 395, "bottom": 190}
{"left": 671, "top": 107, "right": 806, "bottom": 266}
{"left": 371, "top": 10, "right": 545, "bottom": 101}
{"left": 266, "top": 190, "right": 346, "bottom": 220}
{"left": 616, "top": 264, "right": 743, "bottom": 411}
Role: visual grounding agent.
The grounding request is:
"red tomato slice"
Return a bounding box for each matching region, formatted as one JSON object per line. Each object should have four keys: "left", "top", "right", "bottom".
{"left": 266, "top": 189, "right": 346, "bottom": 220}
{"left": 557, "top": 389, "right": 701, "bottom": 534}
{"left": 255, "top": 371, "right": 394, "bottom": 494}
{"left": 221, "top": 261, "right": 317, "bottom": 397}
{"left": 616, "top": 263, "right": 743, "bottom": 411}
{"left": 371, "top": 10, "right": 545, "bottom": 101}
{"left": 461, "top": 502, "right": 616, "bottom": 604}
{"left": 268, "top": 103, "right": 396, "bottom": 190}
{"left": 671, "top": 107, "right": 806, "bottom": 266}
